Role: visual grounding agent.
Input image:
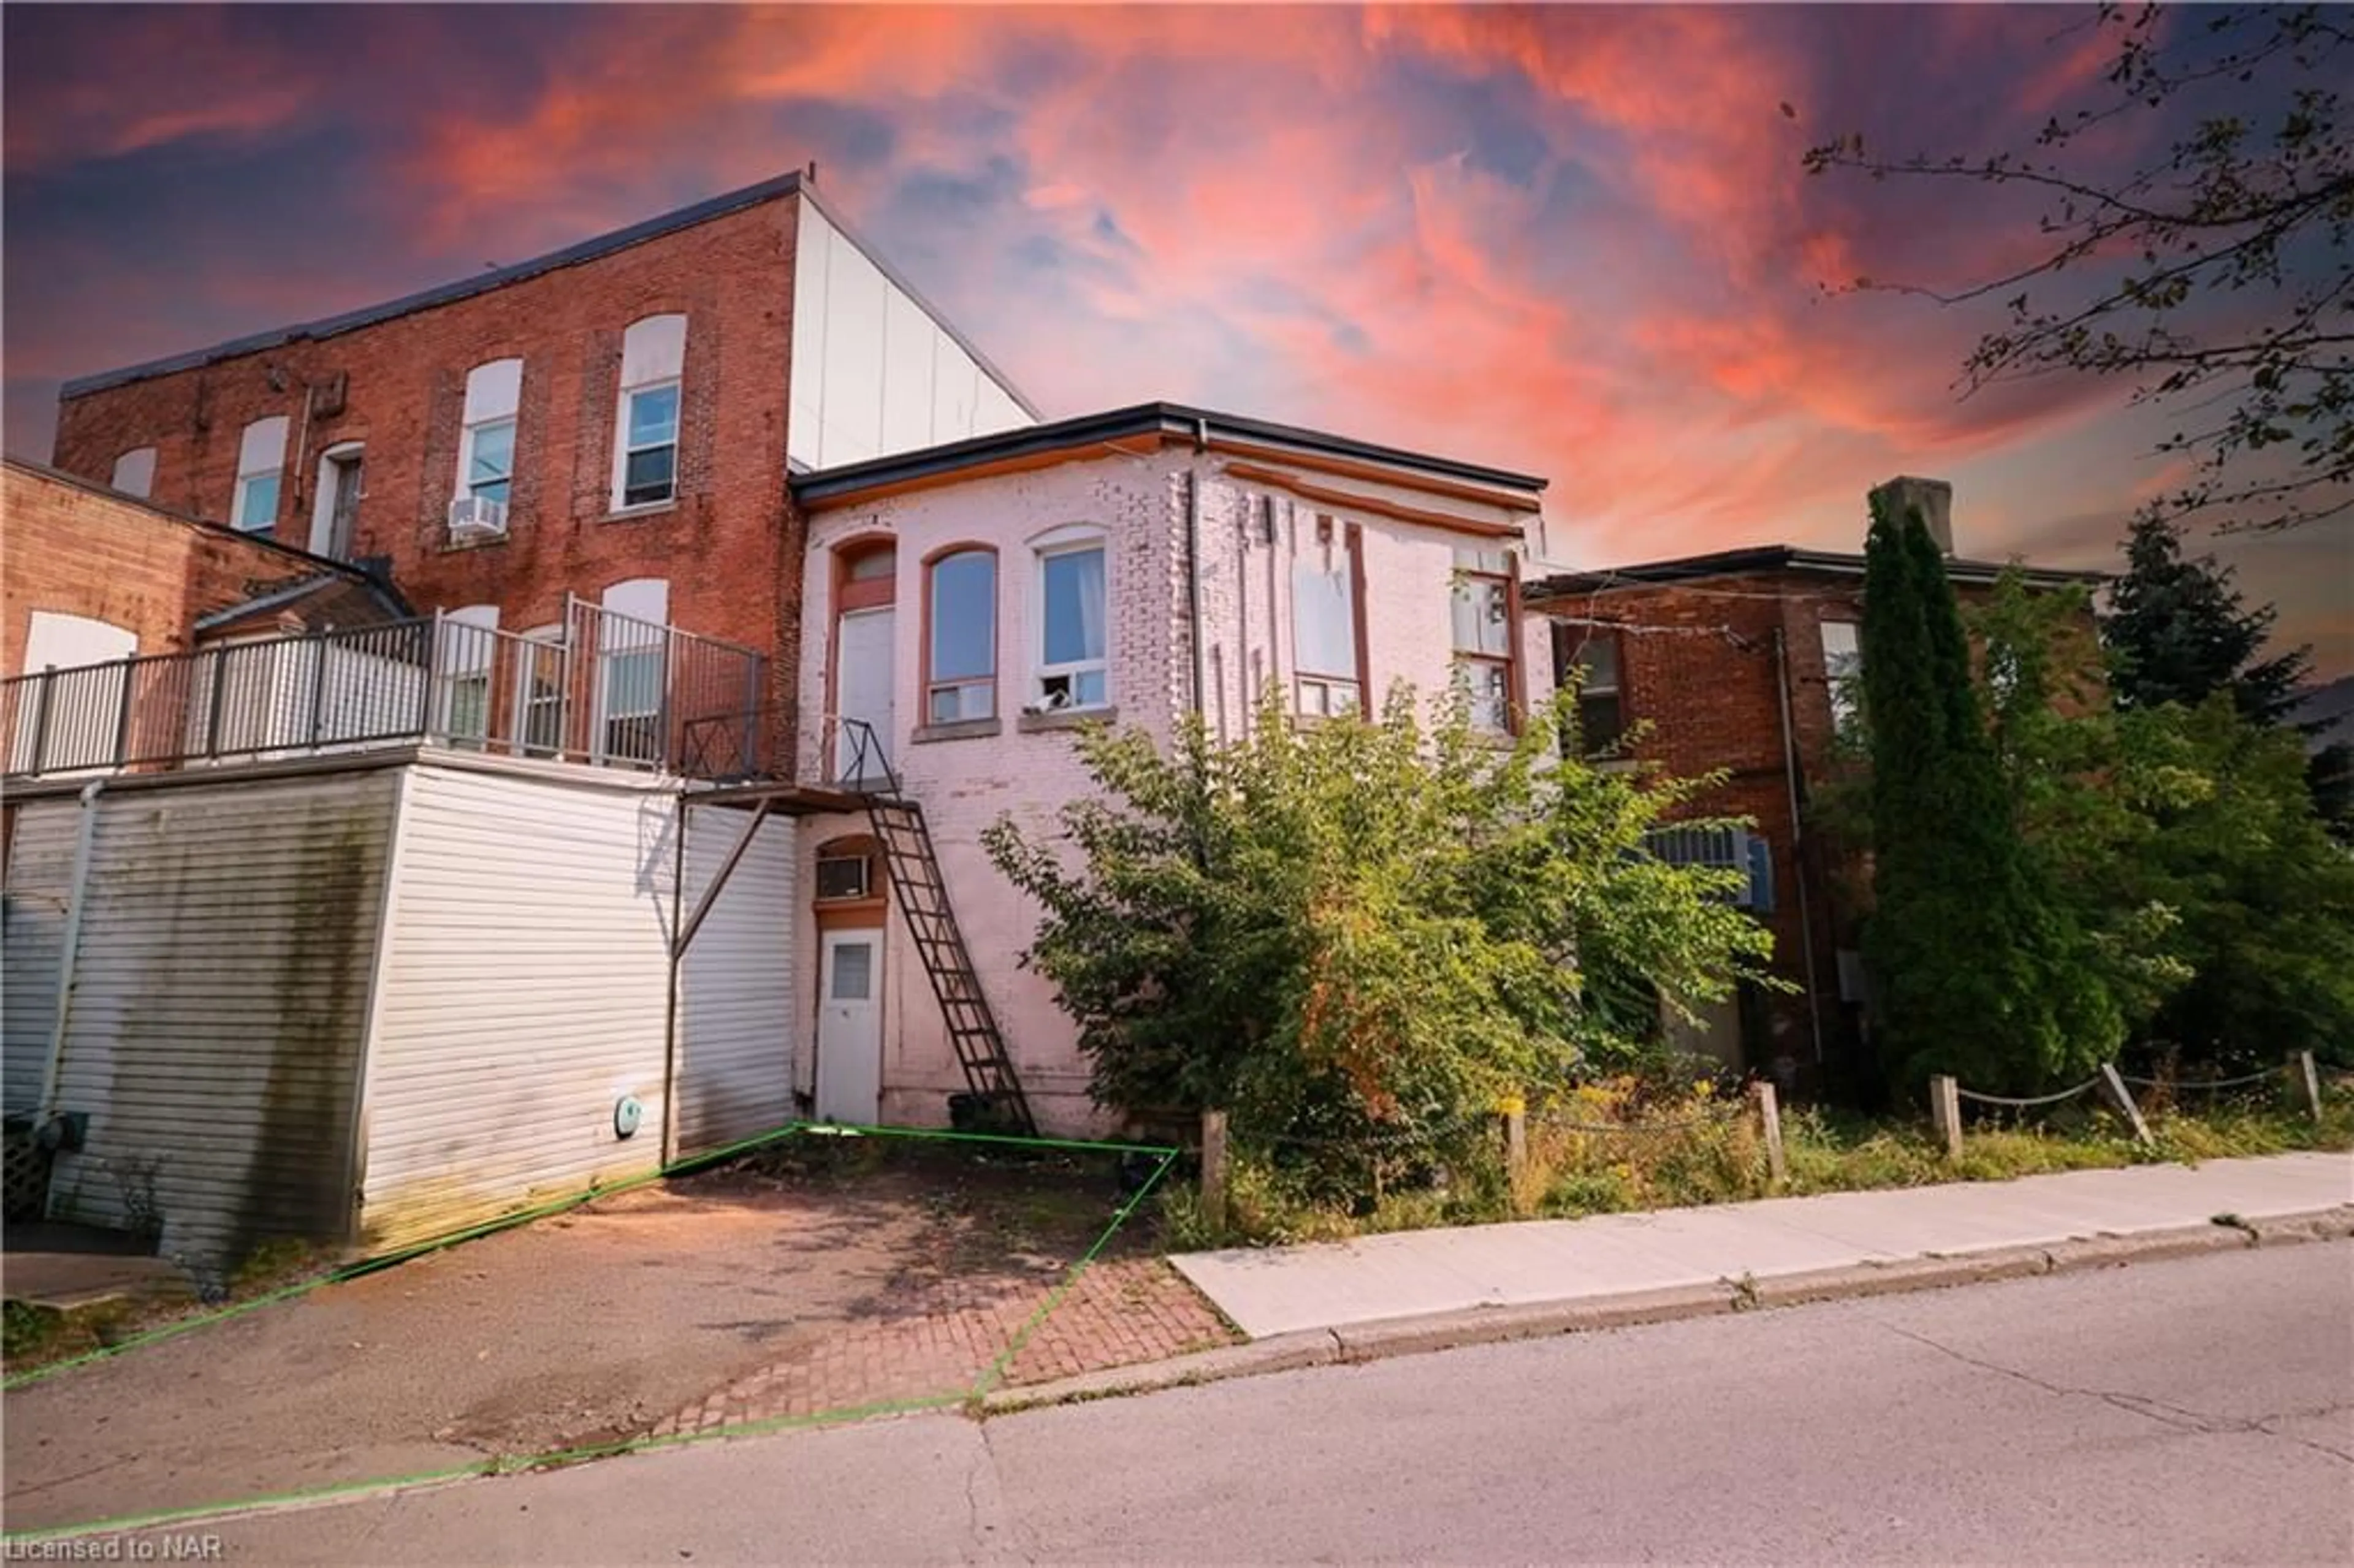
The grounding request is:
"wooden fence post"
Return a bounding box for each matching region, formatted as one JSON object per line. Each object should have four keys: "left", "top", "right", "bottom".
{"left": 1500, "top": 1102, "right": 1527, "bottom": 1182}
{"left": 2098, "top": 1063, "right": 2154, "bottom": 1145}
{"left": 2291, "top": 1051, "right": 2323, "bottom": 1123}
{"left": 1930, "top": 1075, "right": 1964, "bottom": 1162}
{"left": 1199, "top": 1109, "right": 1228, "bottom": 1234}
{"left": 1751, "top": 1081, "right": 1786, "bottom": 1185}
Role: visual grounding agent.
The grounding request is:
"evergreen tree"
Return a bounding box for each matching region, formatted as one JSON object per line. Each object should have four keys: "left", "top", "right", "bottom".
{"left": 2105, "top": 514, "right": 2310, "bottom": 725}
{"left": 1860, "top": 495, "right": 2120, "bottom": 1092}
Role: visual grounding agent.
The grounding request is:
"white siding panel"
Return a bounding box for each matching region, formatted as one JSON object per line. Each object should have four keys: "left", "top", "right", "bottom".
{"left": 820, "top": 235, "right": 890, "bottom": 469}
{"left": 676, "top": 805, "right": 796, "bottom": 1155}
{"left": 973, "top": 377, "right": 1030, "bottom": 439}
{"left": 359, "top": 767, "right": 674, "bottom": 1250}
{"left": 2, "top": 801, "right": 80, "bottom": 1115}
{"left": 788, "top": 202, "right": 832, "bottom": 473}
{"left": 40, "top": 772, "right": 397, "bottom": 1266}
{"left": 788, "top": 202, "right": 1035, "bottom": 470}
{"left": 880, "top": 288, "right": 937, "bottom": 456}
{"left": 930, "top": 335, "right": 978, "bottom": 448}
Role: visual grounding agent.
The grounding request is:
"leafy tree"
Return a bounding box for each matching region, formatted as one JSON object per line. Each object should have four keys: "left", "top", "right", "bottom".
{"left": 1975, "top": 570, "right": 2354, "bottom": 1068}
{"left": 981, "top": 687, "right": 1778, "bottom": 1180}
{"left": 1804, "top": 4, "right": 2354, "bottom": 533}
{"left": 2104, "top": 512, "right": 2311, "bottom": 722}
{"left": 1859, "top": 497, "right": 2122, "bottom": 1092}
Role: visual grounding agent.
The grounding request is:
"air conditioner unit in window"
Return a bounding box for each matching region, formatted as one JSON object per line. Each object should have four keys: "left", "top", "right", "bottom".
{"left": 446, "top": 496, "right": 509, "bottom": 541}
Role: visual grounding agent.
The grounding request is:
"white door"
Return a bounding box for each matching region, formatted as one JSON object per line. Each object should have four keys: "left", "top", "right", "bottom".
{"left": 815, "top": 930, "right": 883, "bottom": 1124}
{"left": 836, "top": 607, "right": 895, "bottom": 786}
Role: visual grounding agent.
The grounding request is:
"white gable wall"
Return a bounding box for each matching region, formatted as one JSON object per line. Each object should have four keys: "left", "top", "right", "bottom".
{"left": 788, "top": 202, "right": 1035, "bottom": 471}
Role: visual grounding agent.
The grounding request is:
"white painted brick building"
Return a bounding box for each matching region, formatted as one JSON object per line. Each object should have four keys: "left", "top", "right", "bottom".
{"left": 788, "top": 405, "right": 1551, "bottom": 1134}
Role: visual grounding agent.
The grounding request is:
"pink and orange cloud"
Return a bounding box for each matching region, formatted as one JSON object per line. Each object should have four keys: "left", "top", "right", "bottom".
{"left": 4, "top": 4, "right": 2342, "bottom": 673}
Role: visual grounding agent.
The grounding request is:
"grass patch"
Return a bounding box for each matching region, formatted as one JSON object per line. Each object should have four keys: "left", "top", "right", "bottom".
{"left": 1170, "top": 1077, "right": 2354, "bottom": 1247}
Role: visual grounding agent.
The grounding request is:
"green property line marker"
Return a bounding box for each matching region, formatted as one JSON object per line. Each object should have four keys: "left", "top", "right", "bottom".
{"left": 2, "top": 1389, "right": 973, "bottom": 1545}
{"left": 970, "top": 1145, "right": 1181, "bottom": 1402}
{"left": 7, "top": 1119, "right": 819, "bottom": 1392}
{"left": 7, "top": 1116, "right": 1171, "bottom": 1391}
{"left": 4, "top": 1116, "right": 1183, "bottom": 1540}
{"left": 802, "top": 1119, "right": 1179, "bottom": 1158}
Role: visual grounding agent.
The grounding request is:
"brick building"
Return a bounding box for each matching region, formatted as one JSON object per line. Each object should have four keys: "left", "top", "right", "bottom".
{"left": 42, "top": 170, "right": 1037, "bottom": 764}
{"left": 1525, "top": 477, "right": 2105, "bottom": 1091}
{"left": 4, "top": 457, "right": 403, "bottom": 685}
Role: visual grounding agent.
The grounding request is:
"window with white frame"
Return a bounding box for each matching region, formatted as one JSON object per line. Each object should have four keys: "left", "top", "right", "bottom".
{"left": 1449, "top": 547, "right": 1517, "bottom": 733}
{"left": 516, "top": 623, "right": 566, "bottom": 756}
{"left": 1032, "top": 529, "right": 1107, "bottom": 711}
{"left": 1821, "top": 620, "right": 1863, "bottom": 734}
{"left": 926, "top": 548, "right": 997, "bottom": 723}
{"left": 436, "top": 604, "right": 500, "bottom": 748}
{"left": 600, "top": 577, "right": 669, "bottom": 763}
{"left": 612, "top": 314, "right": 685, "bottom": 510}
{"left": 1292, "top": 514, "right": 1363, "bottom": 719}
{"left": 232, "top": 416, "right": 289, "bottom": 533}
{"left": 458, "top": 358, "right": 521, "bottom": 508}
{"left": 110, "top": 447, "right": 156, "bottom": 500}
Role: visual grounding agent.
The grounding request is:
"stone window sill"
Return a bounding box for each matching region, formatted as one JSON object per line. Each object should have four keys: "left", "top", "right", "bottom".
{"left": 1017, "top": 706, "right": 1118, "bottom": 734}
{"left": 441, "top": 531, "right": 511, "bottom": 554}
{"left": 910, "top": 718, "right": 1003, "bottom": 745}
{"left": 603, "top": 499, "right": 678, "bottom": 524}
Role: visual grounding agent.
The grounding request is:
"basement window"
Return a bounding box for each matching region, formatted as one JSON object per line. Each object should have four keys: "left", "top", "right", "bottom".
{"left": 815, "top": 852, "right": 874, "bottom": 902}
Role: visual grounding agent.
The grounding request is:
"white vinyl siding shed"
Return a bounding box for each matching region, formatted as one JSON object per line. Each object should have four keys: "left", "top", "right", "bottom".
{"left": 1, "top": 753, "right": 801, "bottom": 1270}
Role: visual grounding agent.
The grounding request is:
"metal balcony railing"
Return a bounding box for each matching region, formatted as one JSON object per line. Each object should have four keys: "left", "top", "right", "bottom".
{"left": 2, "top": 597, "right": 766, "bottom": 783}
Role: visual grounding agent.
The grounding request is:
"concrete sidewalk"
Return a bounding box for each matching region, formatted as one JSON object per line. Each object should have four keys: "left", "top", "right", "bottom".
{"left": 1171, "top": 1151, "right": 2354, "bottom": 1338}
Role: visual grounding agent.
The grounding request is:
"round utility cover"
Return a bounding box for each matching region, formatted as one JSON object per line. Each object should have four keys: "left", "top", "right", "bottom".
{"left": 614, "top": 1095, "right": 645, "bottom": 1139}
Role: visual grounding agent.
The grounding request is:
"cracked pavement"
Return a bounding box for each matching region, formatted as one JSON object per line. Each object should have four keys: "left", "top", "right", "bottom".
{"left": 59, "top": 1238, "right": 2350, "bottom": 1564}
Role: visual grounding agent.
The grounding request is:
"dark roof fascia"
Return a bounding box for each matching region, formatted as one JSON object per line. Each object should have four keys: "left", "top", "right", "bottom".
{"left": 192, "top": 574, "right": 345, "bottom": 632}
{"left": 796, "top": 181, "right": 1041, "bottom": 421}
{"left": 3, "top": 454, "right": 414, "bottom": 615}
{"left": 60, "top": 172, "right": 809, "bottom": 399}
{"left": 1528, "top": 544, "right": 2105, "bottom": 599}
{"left": 792, "top": 402, "right": 1549, "bottom": 506}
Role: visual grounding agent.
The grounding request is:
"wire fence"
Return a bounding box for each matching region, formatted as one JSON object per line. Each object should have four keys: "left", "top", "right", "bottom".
{"left": 2117, "top": 1066, "right": 2281, "bottom": 1092}
{"left": 1954, "top": 1076, "right": 2103, "bottom": 1109}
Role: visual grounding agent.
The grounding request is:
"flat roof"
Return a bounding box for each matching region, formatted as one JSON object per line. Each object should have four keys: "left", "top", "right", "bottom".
{"left": 58, "top": 173, "right": 1040, "bottom": 417}
{"left": 791, "top": 401, "right": 1549, "bottom": 506}
{"left": 1528, "top": 543, "right": 2106, "bottom": 599}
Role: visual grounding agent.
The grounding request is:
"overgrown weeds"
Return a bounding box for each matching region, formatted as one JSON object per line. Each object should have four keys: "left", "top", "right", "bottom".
{"left": 1165, "top": 1076, "right": 2354, "bottom": 1248}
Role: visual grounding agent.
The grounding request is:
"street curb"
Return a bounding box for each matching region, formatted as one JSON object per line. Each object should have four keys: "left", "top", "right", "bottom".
{"left": 981, "top": 1205, "right": 2354, "bottom": 1416}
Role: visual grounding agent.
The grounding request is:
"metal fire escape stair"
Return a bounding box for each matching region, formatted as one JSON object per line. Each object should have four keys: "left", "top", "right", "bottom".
{"left": 845, "top": 725, "right": 1035, "bottom": 1136}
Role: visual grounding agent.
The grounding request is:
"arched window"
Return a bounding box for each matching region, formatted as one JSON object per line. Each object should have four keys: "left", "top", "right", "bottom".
{"left": 600, "top": 577, "right": 669, "bottom": 763}
{"left": 613, "top": 314, "right": 686, "bottom": 509}
{"left": 232, "top": 416, "right": 289, "bottom": 533}
{"left": 110, "top": 447, "right": 156, "bottom": 499}
{"left": 459, "top": 358, "right": 522, "bottom": 507}
{"left": 924, "top": 546, "right": 997, "bottom": 724}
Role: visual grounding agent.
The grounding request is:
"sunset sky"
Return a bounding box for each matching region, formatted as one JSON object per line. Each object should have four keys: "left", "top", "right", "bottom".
{"left": 6, "top": 4, "right": 2345, "bottom": 675}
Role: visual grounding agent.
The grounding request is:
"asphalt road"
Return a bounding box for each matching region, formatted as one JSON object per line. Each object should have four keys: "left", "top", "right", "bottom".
{"left": 46, "top": 1242, "right": 2354, "bottom": 1565}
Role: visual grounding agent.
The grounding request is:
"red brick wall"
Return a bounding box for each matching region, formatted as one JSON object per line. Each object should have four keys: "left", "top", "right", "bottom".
{"left": 48, "top": 195, "right": 806, "bottom": 753}
{"left": 1541, "top": 567, "right": 2095, "bottom": 1086}
{"left": 2, "top": 461, "right": 338, "bottom": 680}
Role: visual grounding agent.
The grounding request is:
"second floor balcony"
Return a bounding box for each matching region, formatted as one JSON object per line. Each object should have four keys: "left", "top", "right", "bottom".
{"left": 3, "top": 597, "right": 768, "bottom": 785}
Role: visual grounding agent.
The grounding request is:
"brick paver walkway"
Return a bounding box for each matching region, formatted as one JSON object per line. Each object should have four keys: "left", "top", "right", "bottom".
{"left": 649, "top": 1258, "right": 1236, "bottom": 1435}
